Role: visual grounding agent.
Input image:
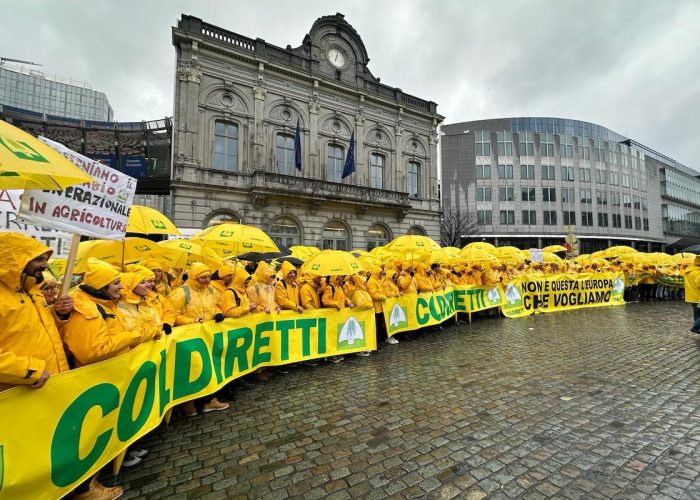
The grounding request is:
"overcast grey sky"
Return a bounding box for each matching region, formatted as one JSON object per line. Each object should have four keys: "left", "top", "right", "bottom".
{"left": 3, "top": 0, "right": 699, "bottom": 169}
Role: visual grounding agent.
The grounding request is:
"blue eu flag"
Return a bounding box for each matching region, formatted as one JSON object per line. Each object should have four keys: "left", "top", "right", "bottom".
{"left": 342, "top": 130, "right": 355, "bottom": 179}
{"left": 294, "top": 118, "right": 302, "bottom": 171}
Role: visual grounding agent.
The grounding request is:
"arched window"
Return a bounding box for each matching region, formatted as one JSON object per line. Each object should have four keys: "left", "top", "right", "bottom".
{"left": 213, "top": 121, "right": 238, "bottom": 171}
{"left": 370, "top": 153, "right": 385, "bottom": 189}
{"left": 322, "top": 221, "right": 349, "bottom": 251}
{"left": 367, "top": 224, "right": 390, "bottom": 250}
{"left": 327, "top": 144, "right": 344, "bottom": 182}
{"left": 407, "top": 226, "right": 426, "bottom": 236}
{"left": 203, "top": 210, "right": 241, "bottom": 228}
{"left": 269, "top": 217, "right": 301, "bottom": 248}
{"left": 275, "top": 133, "right": 297, "bottom": 176}
{"left": 408, "top": 161, "right": 421, "bottom": 198}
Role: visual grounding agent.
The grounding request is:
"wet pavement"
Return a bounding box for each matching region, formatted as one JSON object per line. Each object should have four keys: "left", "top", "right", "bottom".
{"left": 117, "top": 301, "right": 700, "bottom": 499}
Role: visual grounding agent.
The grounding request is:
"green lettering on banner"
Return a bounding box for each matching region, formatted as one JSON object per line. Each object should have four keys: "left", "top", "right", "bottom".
{"left": 444, "top": 290, "right": 455, "bottom": 316}
{"left": 50, "top": 383, "right": 120, "bottom": 487}
{"left": 252, "top": 322, "right": 273, "bottom": 366}
{"left": 416, "top": 297, "right": 429, "bottom": 325}
{"left": 429, "top": 295, "right": 442, "bottom": 321}
{"left": 453, "top": 289, "right": 466, "bottom": 311}
{"left": 317, "top": 318, "right": 327, "bottom": 354}
{"left": 297, "top": 318, "right": 316, "bottom": 356}
{"left": 158, "top": 350, "right": 170, "bottom": 416}
{"left": 224, "top": 327, "right": 252, "bottom": 377}
{"left": 172, "top": 338, "right": 213, "bottom": 400}
{"left": 117, "top": 361, "right": 156, "bottom": 442}
{"left": 277, "top": 320, "right": 295, "bottom": 361}
{"left": 211, "top": 332, "right": 224, "bottom": 384}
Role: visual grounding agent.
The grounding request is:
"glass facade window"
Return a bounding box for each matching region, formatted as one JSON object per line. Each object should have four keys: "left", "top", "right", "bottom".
{"left": 367, "top": 225, "right": 389, "bottom": 250}
{"left": 633, "top": 196, "right": 641, "bottom": 210}
{"left": 595, "top": 169, "right": 607, "bottom": 184}
{"left": 634, "top": 216, "right": 642, "bottom": 230}
{"left": 611, "top": 192, "right": 620, "bottom": 206}
{"left": 522, "top": 187, "right": 535, "bottom": 202}
{"left": 607, "top": 142, "right": 617, "bottom": 164}
{"left": 275, "top": 134, "right": 296, "bottom": 175}
{"left": 542, "top": 165, "right": 555, "bottom": 180}
{"left": 327, "top": 144, "right": 344, "bottom": 182}
{"left": 561, "top": 166, "right": 575, "bottom": 181}
{"left": 322, "top": 221, "right": 349, "bottom": 250}
{"left": 520, "top": 164, "right": 534, "bottom": 179}
{"left": 269, "top": 217, "right": 301, "bottom": 248}
{"left": 500, "top": 210, "right": 515, "bottom": 225}
{"left": 609, "top": 171, "right": 619, "bottom": 185}
{"left": 612, "top": 214, "right": 622, "bottom": 228}
{"left": 622, "top": 174, "right": 630, "bottom": 187}
{"left": 596, "top": 190, "right": 608, "bottom": 205}
{"left": 518, "top": 132, "right": 534, "bottom": 157}
{"left": 560, "top": 134, "right": 573, "bottom": 158}
{"left": 561, "top": 188, "right": 575, "bottom": 204}
{"left": 498, "top": 164, "right": 513, "bottom": 179}
{"left": 563, "top": 211, "right": 576, "bottom": 225}
{"left": 522, "top": 210, "right": 536, "bottom": 225}
{"left": 594, "top": 139, "right": 605, "bottom": 161}
{"left": 624, "top": 215, "right": 633, "bottom": 229}
{"left": 370, "top": 153, "right": 385, "bottom": 189}
{"left": 662, "top": 170, "right": 700, "bottom": 204}
{"left": 497, "top": 131, "right": 513, "bottom": 156}
{"left": 543, "top": 210, "right": 557, "bottom": 226}
{"left": 408, "top": 161, "right": 421, "bottom": 197}
{"left": 499, "top": 186, "right": 515, "bottom": 201}
{"left": 475, "top": 130, "right": 491, "bottom": 156}
{"left": 643, "top": 218, "right": 649, "bottom": 231}
{"left": 578, "top": 138, "right": 590, "bottom": 160}
{"left": 598, "top": 213, "right": 609, "bottom": 227}
{"left": 580, "top": 189, "right": 592, "bottom": 204}
{"left": 543, "top": 187, "right": 556, "bottom": 202}
{"left": 476, "top": 164, "right": 491, "bottom": 179}
{"left": 540, "top": 133, "right": 554, "bottom": 157}
{"left": 213, "top": 121, "right": 238, "bottom": 171}
{"left": 623, "top": 194, "right": 632, "bottom": 208}
{"left": 477, "top": 210, "right": 492, "bottom": 225}
{"left": 476, "top": 187, "right": 492, "bottom": 201}
{"left": 579, "top": 167, "right": 591, "bottom": 182}
{"left": 581, "top": 212, "right": 594, "bottom": 226}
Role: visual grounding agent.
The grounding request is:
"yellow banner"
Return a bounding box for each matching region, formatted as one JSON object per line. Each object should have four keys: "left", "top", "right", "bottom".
{"left": 0, "top": 308, "right": 375, "bottom": 500}
{"left": 452, "top": 284, "right": 505, "bottom": 313}
{"left": 500, "top": 272, "right": 625, "bottom": 318}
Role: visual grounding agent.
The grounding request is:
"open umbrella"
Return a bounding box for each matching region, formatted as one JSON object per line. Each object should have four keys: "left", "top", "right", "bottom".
{"left": 464, "top": 242, "right": 496, "bottom": 252}
{"left": 158, "top": 239, "right": 221, "bottom": 269}
{"left": 543, "top": 244, "right": 567, "bottom": 253}
{"left": 301, "top": 250, "right": 362, "bottom": 276}
{"left": 459, "top": 248, "right": 499, "bottom": 263}
{"left": 127, "top": 205, "right": 180, "bottom": 235}
{"left": 0, "top": 121, "right": 94, "bottom": 189}
{"left": 276, "top": 256, "right": 305, "bottom": 266}
{"left": 74, "top": 237, "right": 172, "bottom": 273}
{"left": 194, "top": 222, "right": 279, "bottom": 257}
{"left": 601, "top": 245, "right": 638, "bottom": 258}
{"left": 385, "top": 235, "right": 441, "bottom": 255}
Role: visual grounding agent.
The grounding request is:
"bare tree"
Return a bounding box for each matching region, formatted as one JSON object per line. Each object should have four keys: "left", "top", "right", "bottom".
{"left": 440, "top": 209, "right": 478, "bottom": 247}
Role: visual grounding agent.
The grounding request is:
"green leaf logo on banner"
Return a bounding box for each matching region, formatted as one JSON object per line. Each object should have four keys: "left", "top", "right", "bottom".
{"left": 336, "top": 316, "right": 365, "bottom": 350}
{"left": 151, "top": 220, "right": 167, "bottom": 230}
{"left": 388, "top": 304, "right": 408, "bottom": 331}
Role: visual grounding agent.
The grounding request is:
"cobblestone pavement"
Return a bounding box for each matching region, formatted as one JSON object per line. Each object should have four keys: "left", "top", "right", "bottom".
{"left": 117, "top": 302, "right": 700, "bottom": 499}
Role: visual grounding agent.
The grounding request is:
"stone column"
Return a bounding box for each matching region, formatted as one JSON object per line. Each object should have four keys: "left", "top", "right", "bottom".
{"left": 252, "top": 85, "right": 267, "bottom": 172}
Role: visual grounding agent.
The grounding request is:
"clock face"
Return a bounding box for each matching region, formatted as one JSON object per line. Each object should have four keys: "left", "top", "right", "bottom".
{"left": 327, "top": 48, "right": 346, "bottom": 68}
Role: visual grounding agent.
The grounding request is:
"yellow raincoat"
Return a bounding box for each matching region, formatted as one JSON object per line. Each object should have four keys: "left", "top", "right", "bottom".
{"left": 168, "top": 263, "right": 222, "bottom": 325}
{"left": 246, "top": 262, "right": 278, "bottom": 312}
{"left": 299, "top": 275, "right": 321, "bottom": 309}
{"left": 414, "top": 264, "right": 434, "bottom": 293}
{"left": 321, "top": 276, "right": 352, "bottom": 310}
{"left": 343, "top": 274, "right": 373, "bottom": 310}
{"left": 0, "top": 234, "right": 69, "bottom": 388}
{"left": 397, "top": 269, "right": 417, "bottom": 294}
{"left": 683, "top": 259, "right": 700, "bottom": 304}
{"left": 116, "top": 272, "right": 163, "bottom": 342}
{"left": 366, "top": 267, "right": 388, "bottom": 313}
{"left": 275, "top": 261, "right": 301, "bottom": 310}
{"left": 219, "top": 267, "right": 251, "bottom": 318}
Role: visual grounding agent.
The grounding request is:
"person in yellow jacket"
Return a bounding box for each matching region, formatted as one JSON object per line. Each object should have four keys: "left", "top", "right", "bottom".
{"left": 397, "top": 265, "right": 418, "bottom": 295}
{"left": 62, "top": 259, "right": 148, "bottom": 368}
{"left": 117, "top": 272, "right": 163, "bottom": 342}
{"left": 366, "top": 266, "right": 395, "bottom": 345}
{"left": 275, "top": 261, "right": 303, "bottom": 313}
{"left": 142, "top": 258, "right": 171, "bottom": 296}
{"left": 212, "top": 264, "right": 253, "bottom": 318}
{"left": 299, "top": 273, "right": 322, "bottom": 309}
{"left": 342, "top": 273, "right": 373, "bottom": 310}
{"left": 39, "top": 271, "right": 60, "bottom": 305}
{"left": 0, "top": 233, "right": 72, "bottom": 391}
{"left": 247, "top": 262, "right": 280, "bottom": 313}
{"left": 684, "top": 255, "right": 700, "bottom": 334}
{"left": 382, "top": 268, "right": 401, "bottom": 298}
{"left": 168, "top": 262, "right": 225, "bottom": 325}
{"left": 128, "top": 264, "right": 176, "bottom": 333}
{"left": 321, "top": 276, "right": 354, "bottom": 310}
{"left": 429, "top": 263, "right": 446, "bottom": 291}
{"left": 414, "top": 263, "right": 434, "bottom": 293}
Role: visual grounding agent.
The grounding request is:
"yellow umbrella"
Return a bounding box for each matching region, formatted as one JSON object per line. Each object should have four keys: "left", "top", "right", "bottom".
{"left": 429, "top": 248, "right": 453, "bottom": 264}
{"left": 158, "top": 239, "right": 221, "bottom": 269}
{"left": 464, "top": 242, "right": 496, "bottom": 252}
{"left": 543, "top": 244, "right": 567, "bottom": 253}
{"left": 301, "top": 250, "right": 362, "bottom": 276}
{"left": 459, "top": 248, "right": 499, "bottom": 263}
{"left": 673, "top": 252, "right": 696, "bottom": 265}
{"left": 492, "top": 247, "right": 525, "bottom": 263}
{"left": 0, "top": 121, "right": 94, "bottom": 189}
{"left": 541, "top": 251, "right": 563, "bottom": 263}
{"left": 127, "top": 205, "right": 180, "bottom": 235}
{"left": 194, "top": 223, "right": 279, "bottom": 257}
{"left": 74, "top": 237, "right": 171, "bottom": 273}
{"left": 351, "top": 249, "right": 371, "bottom": 257}
{"left": 601, "top": 245, "right": 637, "bottom": 258}
{"left": 357, "top": 254, "right": 382, "bottom": 270}
{"left": 385, "top": 235, "right": 441, "bottom": 255}
{"left": 441, "top": 247, "right": 462, "bottom": 259}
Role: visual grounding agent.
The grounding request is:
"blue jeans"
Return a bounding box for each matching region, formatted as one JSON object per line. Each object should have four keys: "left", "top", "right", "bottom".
{"left": 693, "top": 304, "right": 700, "bottom": 331}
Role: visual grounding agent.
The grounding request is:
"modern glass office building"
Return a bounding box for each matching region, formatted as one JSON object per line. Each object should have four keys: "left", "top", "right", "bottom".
{"left": 440, "top": 117, "right": 700, "bottom": 253}
{"left": 0, "top": 64, "right": 113, "bottom": 122}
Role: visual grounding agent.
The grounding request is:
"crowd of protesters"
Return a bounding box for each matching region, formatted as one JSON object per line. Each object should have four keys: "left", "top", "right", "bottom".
{"left": 1, "top": 231, "right": 698, "bottom": 499}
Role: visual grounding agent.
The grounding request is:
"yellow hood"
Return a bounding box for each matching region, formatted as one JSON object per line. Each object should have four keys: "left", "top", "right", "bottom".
{"left": 0, "top": 232, "right": 52, "bottom": 290}
{"left": 231, "top": 267, "right": 251, "bottom": 291}
{"left": 83, "top": 258, "right": 121, "bottom": 290}
{"left": 187, "top": 262, "right": 212, "bottom": 290}
{"left": 119, "top": 272, "right": 145, "bottom": 304}
{"left": 280, "top": 261, "right": 296, "bottom": 280}
{"left": 252, "top": 262, "right": 275, "bottom": 283}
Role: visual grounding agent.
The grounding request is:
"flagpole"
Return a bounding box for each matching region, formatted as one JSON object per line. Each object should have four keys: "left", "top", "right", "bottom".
{"left": 59, "top": 233, "right": 81, "bottom": 297}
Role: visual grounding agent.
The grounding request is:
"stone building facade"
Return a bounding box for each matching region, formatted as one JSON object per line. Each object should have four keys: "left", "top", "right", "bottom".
{"left": 171, "top": 14, "right": 443, "bottom": 250}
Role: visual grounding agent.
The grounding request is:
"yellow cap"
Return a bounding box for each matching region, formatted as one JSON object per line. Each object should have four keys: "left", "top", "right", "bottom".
{"left": 126, "top": 264, "right": 155, "bottom": 280}
{"left": 217, "top": 263, "right": 236, "bottom": 278}
{"left": 189, "top": 262, "right": 211, "bottom": 279}
{"left": 83, "top": 258, "right": 121, "bottom": 289}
